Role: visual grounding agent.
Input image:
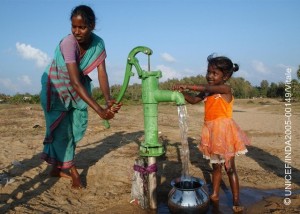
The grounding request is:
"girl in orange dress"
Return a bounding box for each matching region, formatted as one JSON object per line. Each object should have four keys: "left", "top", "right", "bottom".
{"left": 173, "top": 54, "right": 250, "bottom": 212}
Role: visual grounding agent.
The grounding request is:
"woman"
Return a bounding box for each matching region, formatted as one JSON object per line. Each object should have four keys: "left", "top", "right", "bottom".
{"left": 40, "top": 5, "right": 121, "bottom": 189}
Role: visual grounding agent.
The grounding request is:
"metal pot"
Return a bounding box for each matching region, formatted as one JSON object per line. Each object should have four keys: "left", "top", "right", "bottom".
{"left": 168, "top": 177, "right": 209, "bottom": 214}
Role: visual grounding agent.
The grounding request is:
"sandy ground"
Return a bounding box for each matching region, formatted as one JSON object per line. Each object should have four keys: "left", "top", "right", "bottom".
{"left": 0, "top": 98, "right": 299, "bottom": 213}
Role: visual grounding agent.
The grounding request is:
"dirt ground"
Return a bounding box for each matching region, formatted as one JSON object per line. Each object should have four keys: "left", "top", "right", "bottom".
{"left": 0, "top": 98, "right": 299, "bottom": 213}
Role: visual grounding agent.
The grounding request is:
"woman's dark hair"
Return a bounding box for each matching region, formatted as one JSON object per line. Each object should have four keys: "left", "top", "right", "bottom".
{"left": 70, "top": 5, "right": 96, "bottom": 29}
{"left": 207, "top": 53, "right": 239, "bottom": 78}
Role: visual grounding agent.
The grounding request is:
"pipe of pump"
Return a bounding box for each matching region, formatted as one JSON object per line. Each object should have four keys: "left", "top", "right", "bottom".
{"left": 140, "top": 71, "right": 185, "bottom": 157}
{"left": 148, "top": 157, "right": 157, "bottom": 209}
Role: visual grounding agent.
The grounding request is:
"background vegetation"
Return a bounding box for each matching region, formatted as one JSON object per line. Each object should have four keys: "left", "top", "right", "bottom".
{"left": 1, "top": 66, "right": 300, "bottom": 105}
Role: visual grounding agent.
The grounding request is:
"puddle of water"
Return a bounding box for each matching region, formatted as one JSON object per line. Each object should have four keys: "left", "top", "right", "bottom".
{"left": 156, "top": 187, "right": 300, "bottom": 214}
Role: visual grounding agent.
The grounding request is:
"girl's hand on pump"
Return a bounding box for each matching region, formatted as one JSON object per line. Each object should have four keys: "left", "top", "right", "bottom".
{"left": 172, "top": 84, "right": 186, "bottom": 92}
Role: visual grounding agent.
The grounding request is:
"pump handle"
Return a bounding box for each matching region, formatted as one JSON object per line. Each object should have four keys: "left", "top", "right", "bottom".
{"left": 116, "top": 46, "right": 152, "bottom": 103}
{"left": 103, "top": 46, "right": 153, "bottom": 128}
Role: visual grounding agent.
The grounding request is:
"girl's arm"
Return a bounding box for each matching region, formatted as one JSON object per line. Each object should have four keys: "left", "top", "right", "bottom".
{"left": 172, "top": 85, "right": 205, "bottom": 104}
{"left": 189, "top": 84, "right": 232, "bottom": 102}
{"left": 174, "top": 84, "right": 231, "bottom": 94}
{"left": 182, "top": 92, "right": 205, "bottom": 104}
{"left": 173, "top": 84, "right": 232, "bottom": 103}
{"left": 187, "top": 84, "right": 231, "bottom": 95}
{"left": 66, "top": 62, "right": 114, "bottom": 119}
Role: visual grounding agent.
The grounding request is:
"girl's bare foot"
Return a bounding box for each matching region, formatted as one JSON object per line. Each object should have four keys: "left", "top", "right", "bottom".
{"left": 50, "top": 167, "right": 72, "bottom": 179}
{"left": 233, "top": 205, "right": 244, "bottom": 213}
{"left": 210, "top": 194, "right": 219, "bottom": 202}
{"left": 70, "top": 166, "right": 84, "bottom": 189}
{"left": 233, "top": 198, "right": 244, "bottom": 213}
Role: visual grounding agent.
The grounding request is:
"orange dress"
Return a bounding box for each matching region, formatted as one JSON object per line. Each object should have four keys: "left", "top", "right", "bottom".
{"left": 199, "top": 94, "right": 250, "bottom": 166}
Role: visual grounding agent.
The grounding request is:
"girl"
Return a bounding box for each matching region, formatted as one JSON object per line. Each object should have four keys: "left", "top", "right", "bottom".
{"left": 40, "top": 5, "right": 121, "bottom": 189}
{"left": 172, "top": 54, "right": 250, "bottom": 212}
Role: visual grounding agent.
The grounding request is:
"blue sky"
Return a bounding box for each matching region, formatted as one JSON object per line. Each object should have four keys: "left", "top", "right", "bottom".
{"left": 0, "top": 0, "right": 299, "bottom": 95}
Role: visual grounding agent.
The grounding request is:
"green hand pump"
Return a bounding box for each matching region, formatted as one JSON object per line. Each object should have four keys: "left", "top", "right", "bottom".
{"left": 110, "top": 46, "right": 185, "bottom": 157}
{"left": 106, "top": 46, "right": 185, "bottom": 209}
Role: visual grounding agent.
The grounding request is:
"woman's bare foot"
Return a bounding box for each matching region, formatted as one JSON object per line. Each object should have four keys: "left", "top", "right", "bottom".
{"left": 70, "top": 166, "right": 84, "bottom": 189}
{"left": 50, "top": 167, "right": 72, "bottom": 179}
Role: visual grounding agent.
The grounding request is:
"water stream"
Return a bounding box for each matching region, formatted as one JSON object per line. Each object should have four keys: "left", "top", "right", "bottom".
{"left": 177, "top": 105, "right": 190, "bottom": 181}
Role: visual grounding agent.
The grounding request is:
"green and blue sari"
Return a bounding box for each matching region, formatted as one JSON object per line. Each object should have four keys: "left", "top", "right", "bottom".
{"left": 40, "top": 33, "right": 106, "bottom": 169}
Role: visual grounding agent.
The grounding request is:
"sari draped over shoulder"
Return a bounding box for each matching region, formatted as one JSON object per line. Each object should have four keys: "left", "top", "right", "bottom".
{"left": 40, "top": 33, "right": 106, "bottom": 168}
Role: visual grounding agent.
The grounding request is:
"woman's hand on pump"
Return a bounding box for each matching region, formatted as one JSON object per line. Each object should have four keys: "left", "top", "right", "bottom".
{"left": 106, "top": 99, "right": 122, "bottom": 113}
{"left": 98, "top": 107, "right": 115, "bottom": 120}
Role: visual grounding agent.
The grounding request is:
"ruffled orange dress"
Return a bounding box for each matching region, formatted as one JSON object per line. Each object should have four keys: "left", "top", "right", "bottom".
{"left": 199, "top": 94, "right": 250, "bottom": 166}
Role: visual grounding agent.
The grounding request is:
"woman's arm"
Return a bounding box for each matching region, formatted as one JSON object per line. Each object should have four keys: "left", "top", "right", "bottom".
{"left": 66, "top": 62, "right": 114, "bottom": 119}
{"left": 97, "top": 61, "right": 122, "bottom": 112}
{"left": 97, "top": 60, "right": 111, "bottom": 103}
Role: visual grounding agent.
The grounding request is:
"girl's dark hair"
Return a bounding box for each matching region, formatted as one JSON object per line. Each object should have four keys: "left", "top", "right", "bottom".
{"left": 207, "top": 53, "right": 239, "bottom": 78}
{"left": 70, "top": 5, "right": 96, "bottom": 29}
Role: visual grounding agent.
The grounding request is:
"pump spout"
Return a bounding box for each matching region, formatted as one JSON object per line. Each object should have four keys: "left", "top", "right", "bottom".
{"left": 154, "top": 90, "right": 185, "bottom": 105}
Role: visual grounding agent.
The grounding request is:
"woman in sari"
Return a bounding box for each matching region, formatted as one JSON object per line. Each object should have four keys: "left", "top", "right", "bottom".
{"left": 40, "top": 5, "right": 121, "bottom": 189}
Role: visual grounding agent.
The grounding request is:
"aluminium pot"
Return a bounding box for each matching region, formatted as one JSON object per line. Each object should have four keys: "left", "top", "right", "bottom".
{"left": 168, "top": 177, "right": 209, "bottom": 214}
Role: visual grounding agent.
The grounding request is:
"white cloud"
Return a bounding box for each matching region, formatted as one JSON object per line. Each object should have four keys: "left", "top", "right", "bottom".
{"left": 16, "top": 42, "right": 50, "bottom": 68}
{"left": 0, "top": 78, "right": 18, "bottom": 92}
{"left": 156, "top": 65, "right": 182, "bottom": 81}
{"left": 0, "top": 76, "right": 33, "bottom": 94}
{"left": 161, "top": 53, "right": 176, "bottom": 63}
{"left": 251, "top": 60, "right": 269, "bottom": 74}
{"left": 183, "top": 68, "right": 197, "bottom": 76}
{"left": 236, "top": 69, "right": 250, "bottom": 80}
{"left": 277, "top": 63, "right": 289, "bottom": 69}
{"left": 18, "top": 75, "right": 32, "bottom": 85}
{"left": 276, "top": 63, "right": 296, "bottom": 71}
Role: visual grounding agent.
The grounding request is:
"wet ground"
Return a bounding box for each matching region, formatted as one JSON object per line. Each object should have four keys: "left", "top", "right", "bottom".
{"left": 101, "top": 185, "right": 300, "bottom": 213}
{"left": 156, "top": 186, "right": 300, "bottom": 213}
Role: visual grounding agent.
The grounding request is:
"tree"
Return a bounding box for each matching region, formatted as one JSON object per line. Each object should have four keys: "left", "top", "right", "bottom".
{"left": 267, "top": 82, "right": 278, "bottom": 98}
{"left": 260, "top": 80, "right": 269, "bottom": 97}
{"left": 228, "top": 77, "right": 253, "bottom": 98}
{"left": 291, "top": 79, "right": 300, "bottom": 101}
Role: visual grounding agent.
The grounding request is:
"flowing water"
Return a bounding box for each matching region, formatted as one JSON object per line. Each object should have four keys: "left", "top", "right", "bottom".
{"left": 177, "top": 105, "right": 190, "bottom": 181}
